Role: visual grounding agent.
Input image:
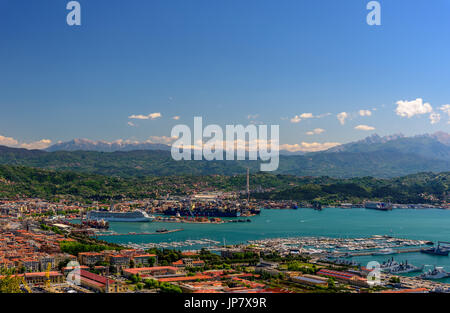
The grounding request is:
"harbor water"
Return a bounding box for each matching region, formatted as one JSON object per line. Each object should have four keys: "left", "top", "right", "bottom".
{"left": 98, "top": 208, "right": 450, "bottom": 282}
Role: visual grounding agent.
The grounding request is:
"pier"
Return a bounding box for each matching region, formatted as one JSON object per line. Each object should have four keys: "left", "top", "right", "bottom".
{"left": 350, "top": 248, "right": 423, "bottom": 256}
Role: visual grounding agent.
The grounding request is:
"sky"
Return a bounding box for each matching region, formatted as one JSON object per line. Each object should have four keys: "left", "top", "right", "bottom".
{"left": 0, "top": 0, "right": 449, "bottom": 151}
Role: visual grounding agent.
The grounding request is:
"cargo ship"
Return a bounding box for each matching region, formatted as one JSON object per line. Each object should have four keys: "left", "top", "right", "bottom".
{"left": 87, "top": 209, "right": 154, "bottom": 222}
{"left": 365, "top": 201, "right": 393, "bottom": 211}
{"left": 163, "top": 205, "right": 261, "bottom": 218}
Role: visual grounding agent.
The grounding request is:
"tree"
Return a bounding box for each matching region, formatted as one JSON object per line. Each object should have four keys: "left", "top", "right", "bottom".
{"left": 0, "top": 273, "right": 22, "bottom": 293}
{"left": 147, "top": 257, "right": 156, "bottom": 267}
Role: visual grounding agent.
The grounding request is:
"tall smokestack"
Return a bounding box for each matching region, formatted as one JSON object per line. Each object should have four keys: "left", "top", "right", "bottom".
{"left": 246, "top": 168, "right": 250, "bottom": 203}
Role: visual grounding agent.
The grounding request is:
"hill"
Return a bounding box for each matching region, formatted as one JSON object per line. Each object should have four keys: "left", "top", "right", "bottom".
{"left": 0, "top": 133, "right": 448, "bottom": 178}
{"left": 0, "top": 165, "right": 447, "bottom": 204}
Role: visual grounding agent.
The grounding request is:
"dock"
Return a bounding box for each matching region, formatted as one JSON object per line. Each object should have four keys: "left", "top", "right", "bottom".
{"left": 350, "top": 248, "right": 422, "bottom": 256}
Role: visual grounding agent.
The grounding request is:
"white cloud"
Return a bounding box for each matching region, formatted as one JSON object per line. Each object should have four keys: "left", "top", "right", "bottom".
{"left": 146, "top": 136, "right": 178, "bottom": 145}
{"left": 0, "top": 135, "right": 19, "bottom": 146}
{"left": 127, "top": 121, "right": 136, "bottom": 127}
{"left": 128, "top": 112, "right": 162, "bottom": 120}
{"left": 300, "top": 113, "right": 314, "bottom": 119}
{"left": 395, "top": 98, "right": 432, "bottom": 118}
{"left": 172, "top": 116, "right": 180, "bottom": 120}
{"left": 0, "top": 134, "right": 52, "bottom": 150}
{"left": 337, "top": 112, "right": 348, "bottom": 125}
{"left": 306, "top": 128, "right": 325, "bottom": 135}
{"left": 354, "top": 124, "right": 375, "bottom": 131}
{"left": 128, "top": 114, "right": 149, "bottom": 120}
{"left": 19, "top": 139, "right": 52, "bottom": 150}
{"left": 149, "top": 112, "right": 162, "bottom": 119}
{"left": 429, "top": 113, "right": 441, "bottom": 124}
{"left": 280, "top": 142, "right": 340, "bottom": 152}
{"left": 290, "top": 115, "right": 302, "bottom": 123}
{"left": 247, "top": 114, "right": 259, "bottom": 120}
{"left": 440, "top": 104, "right": 450, "bottom": 116}
{"left": 359, "top": 109, "right": 372, "bottom": 117}
{"left": 289, "top": 112, "right": 330, "bottom": 123}
{"left": 94, "top": 137, "right": 178, "bottom": 146}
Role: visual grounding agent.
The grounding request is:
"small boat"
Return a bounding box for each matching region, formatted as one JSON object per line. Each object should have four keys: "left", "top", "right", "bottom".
{"left": 372, "top": 248, "right": 396, "bottom": 256}
{"left": 312, "top": 202, "right": 322, "bottom": 211}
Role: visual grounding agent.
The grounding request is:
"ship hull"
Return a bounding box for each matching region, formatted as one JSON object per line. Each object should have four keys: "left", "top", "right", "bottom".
{"left": 89, "top": 217, "right": 153, "bottom": 222}
{"left": 87, "top": 210, "right": 154, "bottom": 222}
{"left": 163, "top": 208, "right": 241, "bottom": 217}
{"left": 421, "top": 249, "right": 449, "bottom": 256}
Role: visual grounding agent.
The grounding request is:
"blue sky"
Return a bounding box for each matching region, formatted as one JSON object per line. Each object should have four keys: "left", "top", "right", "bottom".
{"left": 0, "top": 0, "right": 449, "bottom": 150}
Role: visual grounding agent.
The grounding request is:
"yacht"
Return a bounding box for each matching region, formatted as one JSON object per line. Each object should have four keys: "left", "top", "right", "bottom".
{"left": 372, "top": 248, "right": 396, "bottom": 256}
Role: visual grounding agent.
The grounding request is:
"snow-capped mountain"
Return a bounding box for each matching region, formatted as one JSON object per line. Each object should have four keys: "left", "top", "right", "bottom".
{"left": 45, "top": 138, "right": 171, "bottom": 152}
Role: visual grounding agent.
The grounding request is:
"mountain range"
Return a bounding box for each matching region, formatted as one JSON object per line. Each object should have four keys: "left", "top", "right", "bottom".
{"left": 45, "top": 138, "right": 171, "bottom": 152}
{"left": 0, "top": 132, "right": 447, "bottom": 178}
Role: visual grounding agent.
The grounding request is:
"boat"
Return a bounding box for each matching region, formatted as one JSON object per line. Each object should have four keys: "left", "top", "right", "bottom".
{"left": 86, "top": 209, "right": 154, "bottom": 222}
{"left": 380, "top": 257, "right": 400, "bottom": 272}
{"left": 419, "top": 267, "right": 450, "bottom": 280}
{"left": 365, "top": 201, "right": 393, "bottom": 211}
{"left": 388, "top": 260, "right": 423, "bottom": 274}
{"left": 421, "top": 245, "right": 450, "bottom": 256}
{"left": 156, "top": 228, "right": 169, "bottom": 233}
{"left": 333, "top": 258, "right": 360, "bottom": 267}
{"left": 372, "top": 248, "right": 396, "bottom": 256}
{"left": 312, "top": 202, "right": 322, "bottom": 211}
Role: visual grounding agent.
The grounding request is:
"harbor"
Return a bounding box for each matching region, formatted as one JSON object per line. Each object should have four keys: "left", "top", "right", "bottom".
{"left": 95, "top": 228, "right": 184, "bottom": 237}
{"left": 96, "top": 207, "right": 450, "bottom": 283}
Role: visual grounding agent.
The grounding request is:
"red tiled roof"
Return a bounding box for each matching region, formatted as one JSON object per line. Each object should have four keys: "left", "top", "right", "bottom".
{"left": 123, "top": 266, "right": 178, "bottom": 275}
{"left": 158, "top": 274, "right": 212, "bottom": 282}
{"left": 79, "top": 270, "right": 115, "bottom": 285}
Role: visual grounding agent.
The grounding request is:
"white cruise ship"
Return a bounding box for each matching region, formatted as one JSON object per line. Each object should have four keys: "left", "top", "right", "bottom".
{"left": 86, "top": 209, "right": 154, "bottom": 222}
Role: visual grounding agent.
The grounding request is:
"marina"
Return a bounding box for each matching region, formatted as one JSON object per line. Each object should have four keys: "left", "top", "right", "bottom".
{"left": 97, "top": 207, "right": 450, "bottom": 283}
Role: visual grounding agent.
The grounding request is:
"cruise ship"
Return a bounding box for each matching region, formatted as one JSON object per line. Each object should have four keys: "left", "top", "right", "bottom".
{"left": 86, "top": 209, "right": 154, "bottom": 222}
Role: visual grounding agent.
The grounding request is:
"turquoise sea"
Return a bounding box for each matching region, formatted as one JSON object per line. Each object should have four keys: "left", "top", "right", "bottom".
{"left": 99, "top": 208, "right": 450, "bottom": 282}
